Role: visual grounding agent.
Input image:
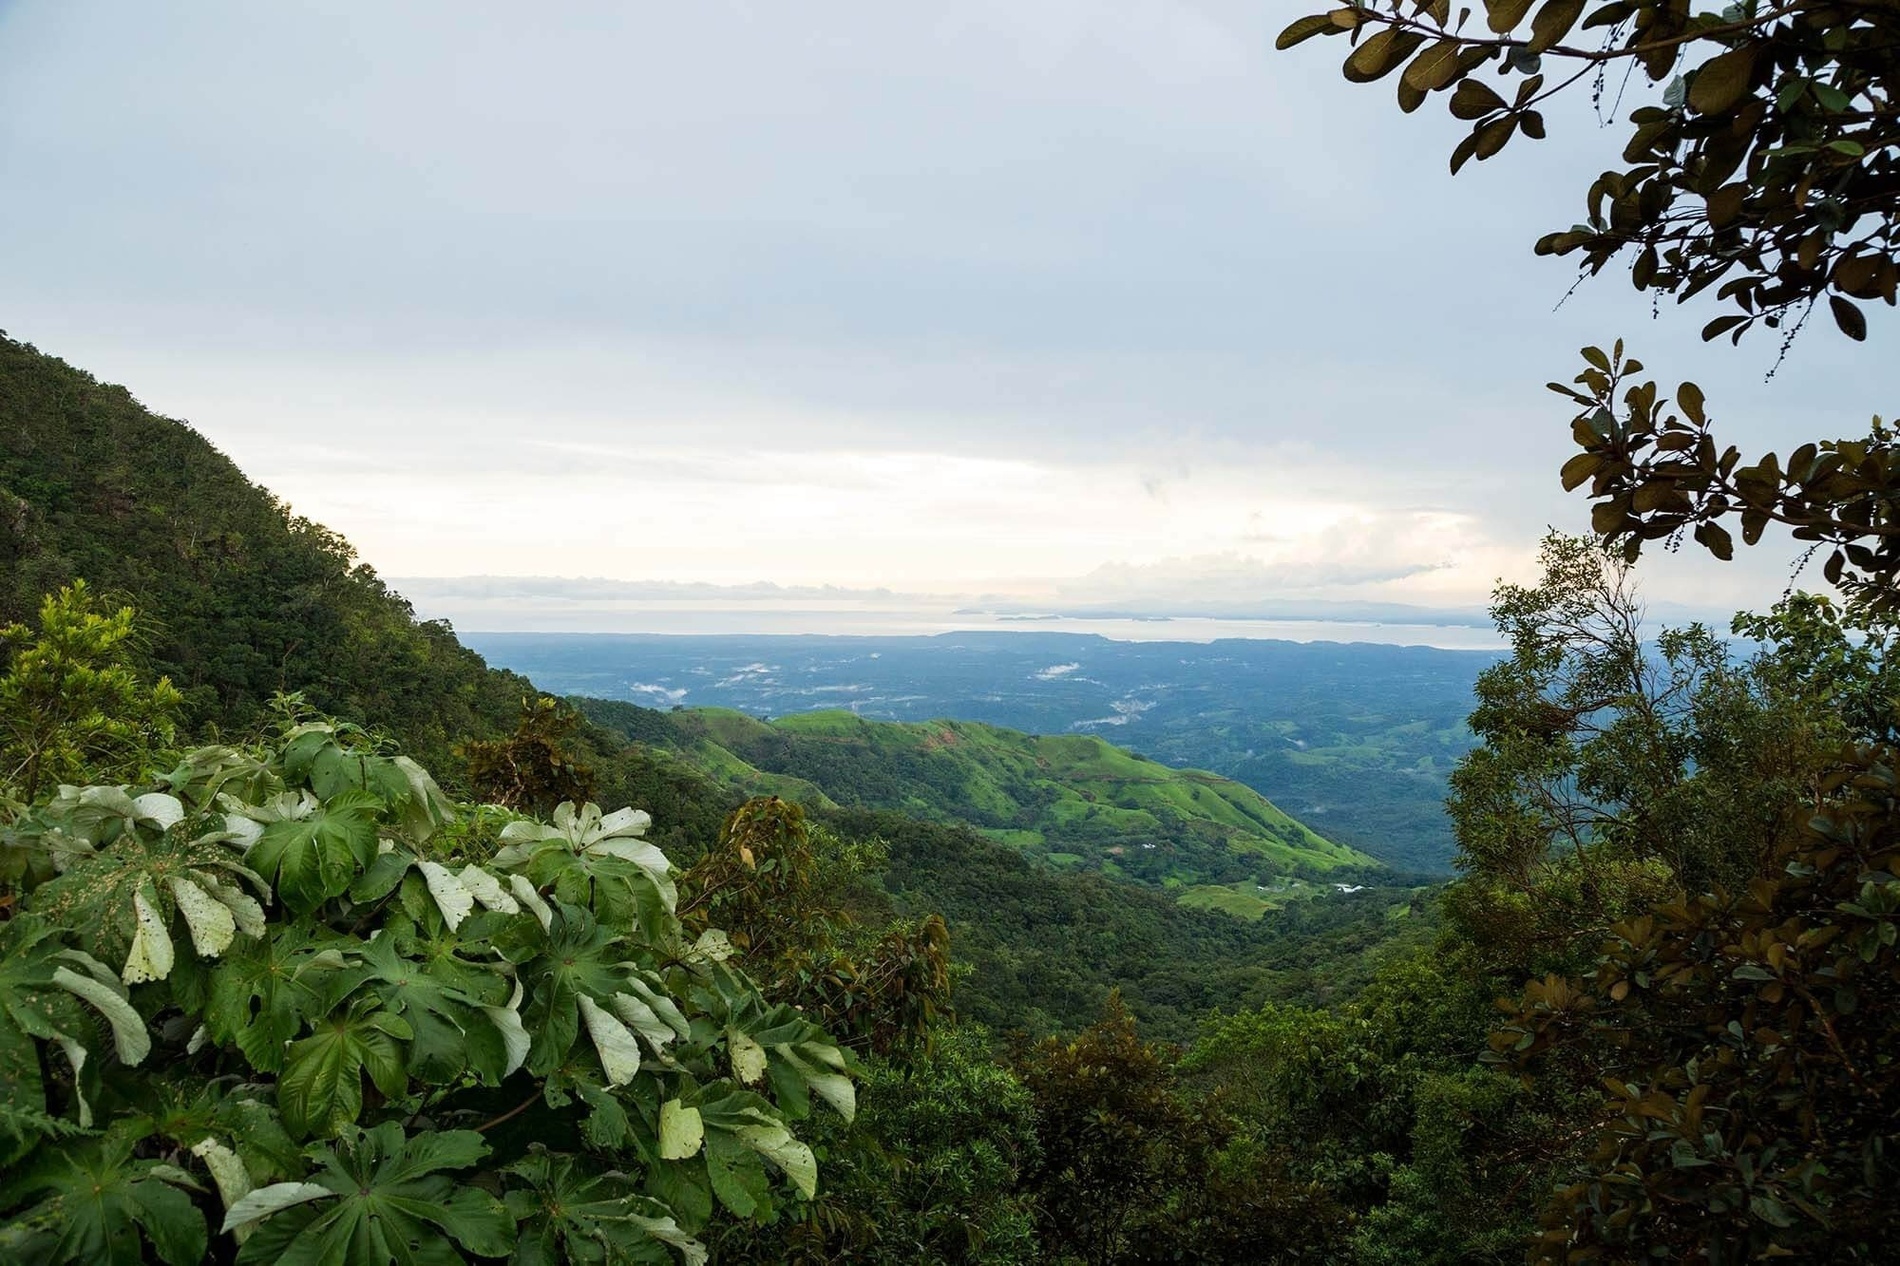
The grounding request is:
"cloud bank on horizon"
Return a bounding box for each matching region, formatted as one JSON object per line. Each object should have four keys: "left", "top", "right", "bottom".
{"left": 0, "top": 1, "right": 1867, "bottom": 627}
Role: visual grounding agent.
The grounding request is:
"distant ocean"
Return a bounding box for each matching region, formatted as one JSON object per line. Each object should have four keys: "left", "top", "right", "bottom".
{"left": 410, "top": 597, "right": 1508, "bottom": 650}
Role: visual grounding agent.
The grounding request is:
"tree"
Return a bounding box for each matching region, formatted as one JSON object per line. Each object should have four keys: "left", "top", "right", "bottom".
{"left": 461, "top": 695, "right": 595, "bottom": 814}
{"left": 1494, "top": 740, "right": 1900, "bottom": 1259}
{"left": 1283, "top": 2, "right": 1900, "bottom": 604}
{"left": 0, "top": 581, "right": 182, "bottom": 806}
{"left": 1281, "top": 0, "right": 1899, "bottom": 340}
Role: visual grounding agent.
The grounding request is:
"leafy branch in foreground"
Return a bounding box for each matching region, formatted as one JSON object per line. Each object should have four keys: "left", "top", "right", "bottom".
{"left": 0, "top": 715, "right": 857, "bottom": 1265}
{"left": 1281, "top": 0, "right": 1900, "bottom": 342}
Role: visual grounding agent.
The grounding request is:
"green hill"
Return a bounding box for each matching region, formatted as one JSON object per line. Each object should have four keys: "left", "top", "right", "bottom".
{"left": 580, "top": 702, "right": 1380, "bottom": 899}
{"left": 0, "top": 335, "right": 532, "bottom": 774}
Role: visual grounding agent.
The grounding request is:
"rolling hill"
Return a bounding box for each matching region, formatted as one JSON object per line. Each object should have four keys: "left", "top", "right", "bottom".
{"left": 579, "top": 701, "right": 1381, "bottom": 913}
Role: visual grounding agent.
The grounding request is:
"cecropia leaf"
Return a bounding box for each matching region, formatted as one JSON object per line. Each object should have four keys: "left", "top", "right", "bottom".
{"left": 417, "top": 860, "right": 474, "bottom": 930}
{"left": 170, "top": 875, "right": 237, "bottom": 957}
{"left": 456, "top": 864, "right": 519, "bottom": 914}
{"left": 52, "top": 966, "right": 151, "bottom": 1063}
{"left": 220, "top": 1181, "right": 332, "bottom": 1234}
{"left": 122, "top": 887, "right": 176, "bottom": 983}
{"left": 578, "top": 993, "right": 642, "bottom": 1086}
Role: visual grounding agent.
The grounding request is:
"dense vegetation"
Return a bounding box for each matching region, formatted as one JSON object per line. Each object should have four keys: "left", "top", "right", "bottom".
{"left": 0, "top": 336, "right": 533, "bottom": 775}
{"left": 6, "top": 0, "right": 1900, "bottom": 1253}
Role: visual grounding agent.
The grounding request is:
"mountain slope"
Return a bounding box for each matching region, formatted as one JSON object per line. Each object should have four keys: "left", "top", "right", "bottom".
{"left": 579, "top": 702, "right": 1379, "bottom": 894}
{"left": 0, "top": 335, "right": 530, "bottom": 771}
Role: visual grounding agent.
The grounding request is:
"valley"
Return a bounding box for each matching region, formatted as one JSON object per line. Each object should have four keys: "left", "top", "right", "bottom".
{"left": 467, "top": 630, "right": 1495, "bottom": 872}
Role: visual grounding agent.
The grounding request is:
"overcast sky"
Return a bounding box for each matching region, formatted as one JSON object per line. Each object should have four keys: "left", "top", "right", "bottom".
{"left": 1, "top": 1, "right": 1886, "bottom": 626}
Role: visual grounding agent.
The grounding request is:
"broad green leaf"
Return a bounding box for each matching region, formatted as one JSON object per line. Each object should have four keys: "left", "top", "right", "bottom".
{"left": 503, "top": 1150, "right": 707, "bottom": 1266}
{"left": 235, "top": 1124, "right": 512, "bottom": 1266}
{"left": 0, "top": 1131, "right": 208, "bottom": 1266}
{"left": 278, "top": 1012, "right": 408, "bottom": 1138}
{"left": 248, "top": 792, "right": 380, "bottom": 913}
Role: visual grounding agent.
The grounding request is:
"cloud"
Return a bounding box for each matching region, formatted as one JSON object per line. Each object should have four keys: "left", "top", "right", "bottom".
{"left": 0, "top": 0, "right": 1870, "bottom": 627}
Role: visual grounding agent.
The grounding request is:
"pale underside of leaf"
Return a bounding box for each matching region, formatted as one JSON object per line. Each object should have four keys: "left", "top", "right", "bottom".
{"left": 457, "top": 864, "right": 519, "bottom": 914}
{"left": 481, "top": 983, "right": 531, "bottom": 1078}
{"left": 658, "top": 1098, "right": 704, "bottom": 1159}
{"left": 629, "top": 1213, "right": 707, "bottom": 1266}
{"left": 726, "top": 1028, "right": 767, "bottom": 1085}
{"left": 171, "top": 874, "right": 238, "bottom": 957}
{"left": 53, "top": 965, "right": 153, "bottom": 1063}
{"left": 736, "top": 1122, "right": 818, "bottom": 1199}
{"left": 220, "top": 1181, "right": 334, "bottom": 1234}
{"left": 507, "top": 874, "right": 553, "bottom": 930}
{"left": 778, "top": 1043, "right": 856, "bottom": 1122}
{"left": 621, "top": 977, "right": 691, "bottom": 1038}
{"left": 190, "top": 1137, "right": 255, "bottom": 1216}
{"left": 123, "top": 886, "right": 177, "bottom": 983}
{"left": 595, "top": 806, "right": 652, "bottom": 839}
{"left": 202, "top": 874, "right": 269, "bottom": 938}
{"left": 419, "top": 860, "right": 475, "bottom": 930}
{"left": 49, "top": 1030, "right": 91, "bottom": 1127}
{"left": 610, "top": 991, "right": 676, "bottom": 1052}
{"left": 133, "top": 792, "right": 187, "bottom": 830}
{"left": 578, "top": 993, "right": 643, "bottom": 1086}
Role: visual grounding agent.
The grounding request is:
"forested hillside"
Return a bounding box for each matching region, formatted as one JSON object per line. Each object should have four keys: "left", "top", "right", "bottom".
{"left": 579, "top": 701, "right": 1381, "bottom": 911}
{"left": 0, "top": 335, "right": 529, "bottom": 772}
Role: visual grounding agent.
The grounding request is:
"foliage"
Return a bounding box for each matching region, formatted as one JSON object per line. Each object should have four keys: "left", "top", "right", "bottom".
{"left": 1443, "top": 533, "right": 1835, "bottom": 976}
{"left": 462, "top": 696, "right": 596, "bottom": 815}
{"left": 1015, "top": 994, "right": 1200, "bottom": 1265}
{"left": 0, "top": 336, "right": 541, "bottom": 776}
{"left": 1281, "top": 0, "right": 1900, "bottom": 341}
{"left": 679, "top": 797, "right": 952, "bottom": 1057}
{"left": 707, "top": 1027, "right": 1043, "bottom": 1266}
{"left": 846, "top": 807, "right": 1432, "bottom": 1043}
{"left": 0, "top": 716, "right": 857, "bottom": 1265}
{"left": 1016, "top": 994, "right": 1352, "bottom": 1265}
{"left": 1496, "top": 737, "right": 1900, "bottom": 1260}
{"left": 0, "top": 581, "right": 182, "bottom": 806}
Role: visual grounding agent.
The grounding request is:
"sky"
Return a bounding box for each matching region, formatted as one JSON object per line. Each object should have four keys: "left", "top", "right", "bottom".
{"left": 1, "top": 1, "right": 1888, "bottom": 634}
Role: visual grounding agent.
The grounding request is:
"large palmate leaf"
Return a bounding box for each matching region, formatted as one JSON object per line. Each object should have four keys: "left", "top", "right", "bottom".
{"left": 277, "top": 1008, "right": 410, "bottom": 1138}
{"left": 280, "top": 727, "right": 456, "bottom": 844}
{"left": 203, "top": 925, "right": 353, "bottom": 1073}
{"left": 517, "top": 904, "right": 652, "bottom": 1080}
{"left": 248, "top": 789, "right": 381, "bottom": 912}
{"left": 0, "top": 915, "right": 152, "bottom": 1145}
{"left": 26, "top": 795, "right": 270, "bottom": 981}
{"left": 504, "top": 1147, "right": 706, "bottom": 1266}
{"left": 0, "top": 1126, "right": 208, "bottom": 1266}
{"left": 495, "top": 802, "right": 676, "bottom": 940}
{"left": 352, "top": 926, "right": 514, "bottom": 1084}
{"left": 232, "top": 1123, "right": 514, "bottom": 1266}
